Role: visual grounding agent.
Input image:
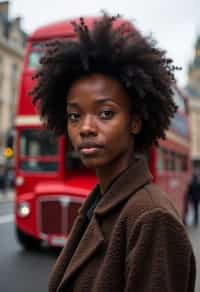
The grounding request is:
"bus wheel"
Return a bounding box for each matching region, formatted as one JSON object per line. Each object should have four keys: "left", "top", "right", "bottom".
{"left": 15, "top": 227, "right": 41, "bottom": 250}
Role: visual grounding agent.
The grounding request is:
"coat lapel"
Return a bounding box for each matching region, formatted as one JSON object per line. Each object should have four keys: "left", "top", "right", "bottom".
{"left": 58, "top": 214, "right": 104, "bottom": 291}
{"left": 95, "top": 156, "right": 152, "bottom": 216}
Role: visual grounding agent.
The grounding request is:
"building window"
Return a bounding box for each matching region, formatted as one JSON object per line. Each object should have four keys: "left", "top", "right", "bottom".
{"left": 11, "top": 63, "right": 18, "bottom": 82}
{"left": 10, "top": 63, "right": 18, "bottom": 100}
{"left": 0, "top": 55, "right": 4, "bottom": 97}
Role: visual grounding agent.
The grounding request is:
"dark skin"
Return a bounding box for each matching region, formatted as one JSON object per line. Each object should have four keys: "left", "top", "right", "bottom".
{"left": 66, "top": 74, "right": 141, "bottom": 193}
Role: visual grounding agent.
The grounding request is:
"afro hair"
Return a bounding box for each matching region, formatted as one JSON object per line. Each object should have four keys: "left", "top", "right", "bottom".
{"left": 31, "top": 13, "right": 178, "bottom": 151}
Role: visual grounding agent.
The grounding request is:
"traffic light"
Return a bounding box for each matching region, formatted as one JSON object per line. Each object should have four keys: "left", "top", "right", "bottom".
{"left": 4, "top": 147, "right": 13, "bottom": 158}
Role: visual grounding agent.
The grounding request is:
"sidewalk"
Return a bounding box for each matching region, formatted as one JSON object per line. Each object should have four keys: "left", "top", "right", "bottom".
{"left": 0, "top": 189, "right": 14, "bottom": 203}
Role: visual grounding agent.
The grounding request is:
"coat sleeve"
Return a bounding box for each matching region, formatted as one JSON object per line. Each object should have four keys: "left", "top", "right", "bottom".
{"left": 125, "top": 209, "right": 196, "bottom": 292}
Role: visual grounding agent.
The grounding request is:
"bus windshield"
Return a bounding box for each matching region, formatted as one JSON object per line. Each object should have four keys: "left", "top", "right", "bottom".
{"left": 19, "top": 129, "right": 59, "bottom": 173}
{"left": 28, "top": 50, "right": 43, "bottom": 69}
{"left": 28, "top": 42, "right": 44, "bottom": 70}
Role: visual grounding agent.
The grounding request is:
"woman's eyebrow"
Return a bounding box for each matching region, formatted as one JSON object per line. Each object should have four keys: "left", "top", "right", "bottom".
{"left": 67, "top": 102, "right": 79, "bottom": 108}
{"left": 95, "top": 97, "right": 116, "bottom": 105}
{"left": 67, "top": 98, "right": 116, "bottom": 107}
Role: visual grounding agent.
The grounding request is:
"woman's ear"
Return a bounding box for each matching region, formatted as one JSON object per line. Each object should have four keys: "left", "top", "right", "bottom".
{"left": 131, "top": 115, "right": 142, "bottom": 134}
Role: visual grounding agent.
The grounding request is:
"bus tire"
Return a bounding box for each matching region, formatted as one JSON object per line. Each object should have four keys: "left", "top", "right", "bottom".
{"left": 15, "top": 227, "right": 41, "bottom": 250}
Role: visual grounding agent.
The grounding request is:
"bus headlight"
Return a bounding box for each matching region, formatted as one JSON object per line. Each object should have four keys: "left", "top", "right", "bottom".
{"left": 16, "top": 176, "right": 24, "bottom": 187}
{"left": 17, "top": 202, "right": 30, "bottom": 218}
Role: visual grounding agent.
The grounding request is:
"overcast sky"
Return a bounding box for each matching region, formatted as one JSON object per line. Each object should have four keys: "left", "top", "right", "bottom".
{"left": 10, "top": 0, "right": 198, "bottom": 86}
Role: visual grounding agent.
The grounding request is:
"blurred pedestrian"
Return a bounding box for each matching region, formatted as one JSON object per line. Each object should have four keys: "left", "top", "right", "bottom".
{"left": 7, "top": 168, "right": 15, "bottom": 188}
{"left": 184, "top": 173, "right": 200, "bottom": 227}
{"left": 31, "top": 13, "right": 196, "bottom": 292}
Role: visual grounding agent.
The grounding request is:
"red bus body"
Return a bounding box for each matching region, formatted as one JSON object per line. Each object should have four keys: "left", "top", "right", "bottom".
{"left": 15, "top": 18, "right": 191, "bottom": 248}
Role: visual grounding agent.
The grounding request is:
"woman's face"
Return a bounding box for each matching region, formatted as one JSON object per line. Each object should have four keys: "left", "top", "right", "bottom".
{"left": 66, "top": 74, "right": 141, "bottom": 170}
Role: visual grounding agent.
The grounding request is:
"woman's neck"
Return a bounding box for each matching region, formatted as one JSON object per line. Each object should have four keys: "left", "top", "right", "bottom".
{"left": 96, "top": 149, "right": 135, "bottom": 194}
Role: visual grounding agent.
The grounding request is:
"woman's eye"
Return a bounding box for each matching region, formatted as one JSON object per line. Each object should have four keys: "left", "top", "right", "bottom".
{"left": 100, "top": 110, "right": 115, "bottom": 119}
{"left": 67, "top": 112, "right": 80, "bottom": 122}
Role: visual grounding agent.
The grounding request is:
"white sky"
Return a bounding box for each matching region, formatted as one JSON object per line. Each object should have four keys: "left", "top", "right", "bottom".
{"left": 9, "top": 0, "right": 198, "bottom": 86}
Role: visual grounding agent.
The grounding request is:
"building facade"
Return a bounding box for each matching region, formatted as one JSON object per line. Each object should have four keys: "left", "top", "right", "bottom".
{"left": 0, "top": 1, "right": 26, "bottom": 158}
{"left": 186, "top": 36, "right": 200, "bottom": 171}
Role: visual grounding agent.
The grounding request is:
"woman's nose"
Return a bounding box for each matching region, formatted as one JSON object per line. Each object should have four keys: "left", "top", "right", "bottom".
{"left": 80, "top": 115, "right": 97, "bottom": 137}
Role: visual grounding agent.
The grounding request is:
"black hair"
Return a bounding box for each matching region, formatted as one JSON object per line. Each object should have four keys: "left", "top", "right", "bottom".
{"left": 31, "top": 13, "right": 178, "bottom": 151}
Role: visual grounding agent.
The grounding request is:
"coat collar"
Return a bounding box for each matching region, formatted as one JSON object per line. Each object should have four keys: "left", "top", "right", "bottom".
{"left": 79, "top": 155, "right": 153, "bottom": 217}
{"left": 57, "top": 156, "right": 152, "bottom": 291}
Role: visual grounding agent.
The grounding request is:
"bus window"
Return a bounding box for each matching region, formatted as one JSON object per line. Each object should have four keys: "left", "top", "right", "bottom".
{"left": 156, "top": 147, "right": 164, "bottom": 173}
{"left": 161, "top": 150, "right": 175, "bottom": 171}
{"left": 169, "top": 152, "right": 176, "bottom": 171}
{"left": 173, "top": 154, "right": 188, "bottom": 172}
{"left": 20, "top": 161, "right": 58, "bottom": 172}
{"left": 166, "top": 151, "right": 171, "bottom": 171}
{"left": 19, "top": 129, "right": 58, "bottom": 172}
{"left": 181, "top": 155, "right": 188, "bottom": 171}
{"left": 174, "top": 154, "right": 181, "bottom": 171}
{"left": 163, "top": 149, "right": 169, "bottom": 171}
{"left": 28, "top": 50, "right": 43, "bottom": 69}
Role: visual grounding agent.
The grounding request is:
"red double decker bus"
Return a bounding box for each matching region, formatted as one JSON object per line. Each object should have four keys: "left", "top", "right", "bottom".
{"left": 15, "top": 18, "right": 191, "bottom": 249}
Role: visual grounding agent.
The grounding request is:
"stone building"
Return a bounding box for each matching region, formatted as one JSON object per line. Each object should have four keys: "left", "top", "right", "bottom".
{"left": 185, "top": 36, "right": 200, "bottom": 171}
{"left": 0, "top": 1, "right": 26, "bottom": 157}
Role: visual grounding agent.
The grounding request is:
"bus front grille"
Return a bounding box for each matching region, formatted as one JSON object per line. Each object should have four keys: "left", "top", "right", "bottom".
{"left": 38, "top": 197, "right": 83, "bottom": 236}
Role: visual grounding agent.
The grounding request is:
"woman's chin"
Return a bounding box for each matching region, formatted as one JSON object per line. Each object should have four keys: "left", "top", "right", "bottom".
{"left": 81, "top": 157, "right": 106, "bottom": 170}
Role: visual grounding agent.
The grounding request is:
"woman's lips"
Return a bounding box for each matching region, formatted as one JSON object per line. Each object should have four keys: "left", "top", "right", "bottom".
{"left": 79, "top": 147, "right": 102, "bottom": 155}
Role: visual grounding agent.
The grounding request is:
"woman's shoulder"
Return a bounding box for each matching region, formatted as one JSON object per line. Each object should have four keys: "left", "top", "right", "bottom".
{"left": 120, "top": 183, "right": 192, "bottom": 252}
{"left": 121, "top": 182, "right": 182, "bottom": 228}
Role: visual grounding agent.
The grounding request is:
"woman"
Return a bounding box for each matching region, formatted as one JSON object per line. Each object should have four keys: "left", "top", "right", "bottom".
{"left": 31, "top": 14, "right": 196, "bottom": 292}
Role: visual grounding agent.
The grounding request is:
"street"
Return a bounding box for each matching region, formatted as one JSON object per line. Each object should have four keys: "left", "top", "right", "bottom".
{"left": 0, "top": 201, "right": 58, "bottom": 292}
{"left": 0, "top": 200, "right": 199, "bottom": 292}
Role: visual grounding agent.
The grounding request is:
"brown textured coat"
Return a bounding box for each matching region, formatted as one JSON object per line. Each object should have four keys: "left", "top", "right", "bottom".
{"left": 49, "top": 158, "right": 196, "bottom": 292}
